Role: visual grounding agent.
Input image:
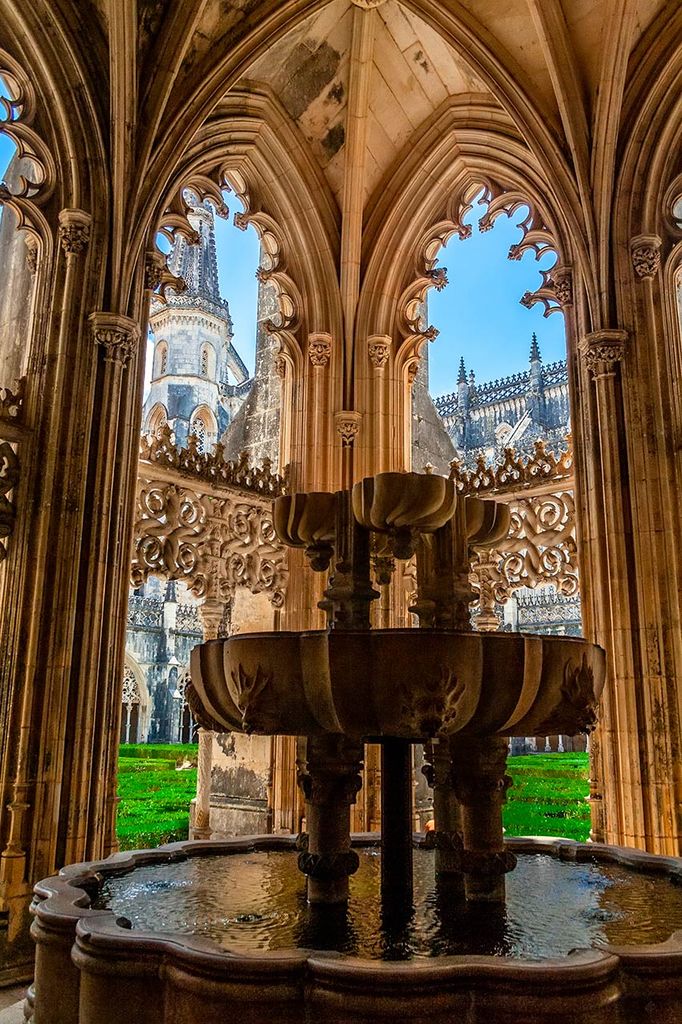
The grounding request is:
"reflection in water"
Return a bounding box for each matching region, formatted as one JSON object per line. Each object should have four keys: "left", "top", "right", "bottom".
{"left": 93, "top": 849, "right": 682, "bottom": 961}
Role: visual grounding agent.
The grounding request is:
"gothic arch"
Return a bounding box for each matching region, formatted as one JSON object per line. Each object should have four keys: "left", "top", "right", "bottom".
{"left": 153, "top": 340, "right": 168, "bottom": 379}
{"left": 145, "top": 401, "right": 168, "bottom": 437}
{"left": 190, "top": 404, "right": 217, "bottom": 453}
{"left": 121, "top": 653, "right": 151, "bottom": 743}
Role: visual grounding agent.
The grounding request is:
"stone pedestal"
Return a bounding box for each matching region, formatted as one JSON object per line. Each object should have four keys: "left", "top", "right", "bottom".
{"left": 297, "top": 735, "right": 363, "bottom": 904}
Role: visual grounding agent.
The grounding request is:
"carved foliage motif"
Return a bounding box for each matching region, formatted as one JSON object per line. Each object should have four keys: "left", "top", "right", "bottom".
{"left": 58, "top": 209, "right": 91, "bottom": 257}
{"left": 308, "top": 334, "right": 332, "bottom": 368}
{"left": 335, "top": 412, "right": 361, "bottom": 447}
{"left": 399, "top": 667, "right": 466, "bottom": 737}
{"left": 229, "top": 664, "right": 276, "bottom": 733}
{"left": 534, "top": 654, "right": 598, "bottom": 736}
{"left": 630, "top": 235, "right": 662, "bottom": 279}
{"left": 0, "top": 441, "right": 19, "bottom": 562}
{"left": 498, "top": 491, "right": 578, "bottom": 597}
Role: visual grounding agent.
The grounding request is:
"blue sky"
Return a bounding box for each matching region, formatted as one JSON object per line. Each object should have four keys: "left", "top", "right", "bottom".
{"left": 1, "top": 130, "right": 565, "bottom": 398}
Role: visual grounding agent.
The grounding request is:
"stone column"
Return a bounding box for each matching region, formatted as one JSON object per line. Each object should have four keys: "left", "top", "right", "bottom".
{"left": 423, "top": 739, "right": 465, "bottom": 897}
{"left": 450, "top": 735, "right": 516, "bottom": 902}
{"left": 297, "top": 735, "right": 363, "bottom": 904}
{"left": 191, "top": 597, "right": 225, "bottom": 840}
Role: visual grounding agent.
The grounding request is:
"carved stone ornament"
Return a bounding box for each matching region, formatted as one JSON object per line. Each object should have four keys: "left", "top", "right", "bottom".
{"left": 451, "top": 436, "right": 573, "bottom": 497}
{"left": 335, "top": 410, "right": 362, "bottom": 447}
{"left": 89, "top": 312, "right": 141, "bottom": 366}
{"left": 534, "top": 654, "right": 599, "bottom": 736}
{"left": 350, "top": 0, "right": 387, "bottom": 6}
{"left": 58, "top": 208, "right": 92, "bottom": 257}
{"left": 580, "top": 329, "right": 627, "bottom": 380}
{"left": 0, "top": 377, "right": 25, "bottom": 423}
{"left": 367, "top": 334, "right": 391, "bottom": 370}
{"left": 630, "top": 234, "right": 662, "bottom": 279}
{"left": 398, "top": 667, "right": 465, "bottom": 737}
{"left": 308, "top": 333, "right": 333, "bottom": 368}
{"left": 274, "top": 355, "right": 286, "bottom": 380}
{"left": 0, "top": 441, "right": 20, "bottom": 563}
{"left": 25, "top": 237, "right": 39, "bottom": 274}
{"left": 551, "top": 266, "right": 573, "bottom": 307}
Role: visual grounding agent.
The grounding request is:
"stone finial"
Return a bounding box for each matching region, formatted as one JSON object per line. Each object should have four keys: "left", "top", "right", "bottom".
{"left": 335, "top": 411, "right": 362, "bottom": 447}
{"left": 89, "top": 312, "right": 141, "bottom": 366}
{"left": 308, "top": 333, "right": 333, "bottom": 368}
{"left": 58, "top": 208, "right": 92, "bottom": 257}
{"left": 367, "top": 334, "right": 391, "bottom": 370}
{"left": 580, "top": 329, "right": 627, "bottom": 380}
{"left": 630, "top": 234, "right": 662, "bottom": 279}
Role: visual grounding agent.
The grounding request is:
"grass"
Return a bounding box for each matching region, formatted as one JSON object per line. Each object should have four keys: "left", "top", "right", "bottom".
{"left": 503, "top": 753, "right": 591, "bottom": 841}
{"left": 117, "top": 744, "right": 197, "bottom": 850}
{"left": 116, "top": 747, "right": 591, "bottom": 850}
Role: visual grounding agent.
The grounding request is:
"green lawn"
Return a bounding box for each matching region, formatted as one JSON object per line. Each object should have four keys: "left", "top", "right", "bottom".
{"left": 117, "top": 744, "right": 198, "bottom": 850}
{"left": 116, "top": 747, "right": 591, "bottom": 849}
{"left": 503, "top": 752, "right": 591, "bottom": 841}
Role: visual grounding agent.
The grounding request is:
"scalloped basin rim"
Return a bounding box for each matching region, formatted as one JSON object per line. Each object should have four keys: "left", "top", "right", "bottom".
{"left": 34, "top": 836, "right": 682, "bottom": 967}
{"left": 190, "top": 630, "right": 606, "bottom": 739}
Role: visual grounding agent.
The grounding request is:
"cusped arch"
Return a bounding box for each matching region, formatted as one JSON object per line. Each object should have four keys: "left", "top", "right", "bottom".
{"left": 122, "top": 653, "right": 151, "bottom": 743}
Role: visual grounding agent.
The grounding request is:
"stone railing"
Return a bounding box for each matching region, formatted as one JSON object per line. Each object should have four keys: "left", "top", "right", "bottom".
{"left": 127, "top": 594, "right": 164, "bottom": 629}
{"left": 132, "top": 430, "right": 288, "bottom": 609}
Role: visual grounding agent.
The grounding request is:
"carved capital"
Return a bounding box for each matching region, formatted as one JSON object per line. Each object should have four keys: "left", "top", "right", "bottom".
{"left": 580, "top": 329, "right": 627, "bottom": 380}
{"left": 367, "top": 334, "right": 392, "bottom": 371}
{"left": 89, "top": 312, "right": 141, "bottom": 366}
{"left": 335, "top": 410, "right": 361, "bottom": 447}
{"left": 308, "top": 333, "right": 333, "bottom": 368}
{"left": 551, "top": 265, "right": 573, "bottom": 307}
{"left": 406, "top": 359, "right": 420, "bottom": 387}
{"left": 630, "top": 234, "right": 662, "bottom": 279}
{"left": 274, "top": 355, "right": 287, "bottom": 380}
{"left": 58, "top": 208, "right": 92, "bottom": 257}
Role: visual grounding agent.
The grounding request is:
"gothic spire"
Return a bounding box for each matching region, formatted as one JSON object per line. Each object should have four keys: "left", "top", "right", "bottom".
{"left": 529, "top": 332, "right": 541, "bottom": 363}
{"left": 457, "top": 356, "right": 467, "bottom": 384}
{"left": 166, "top": 197, "right": 231, "bottom": 324}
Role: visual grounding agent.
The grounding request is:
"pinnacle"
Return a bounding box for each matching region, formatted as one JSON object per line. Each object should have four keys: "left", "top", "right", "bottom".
{"left": 458, "top": 356, "right": 467, "bottom": 384}
{"left": 529, "top": 333, "right": 541, "bottom": 363}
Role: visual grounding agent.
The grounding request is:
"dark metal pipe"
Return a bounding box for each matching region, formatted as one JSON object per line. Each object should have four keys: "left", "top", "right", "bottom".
{"left": 380, "top": 738, "right": 414, "bottom": 910}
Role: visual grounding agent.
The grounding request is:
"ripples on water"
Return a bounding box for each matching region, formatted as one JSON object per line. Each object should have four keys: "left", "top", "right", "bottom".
{"left": 93, "top": 850, "right": 682, "bottom": 961}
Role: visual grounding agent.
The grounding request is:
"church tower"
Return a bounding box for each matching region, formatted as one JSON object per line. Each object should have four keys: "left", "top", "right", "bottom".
{"left": 143, "top": 196, "right": 251, "bottom": 450}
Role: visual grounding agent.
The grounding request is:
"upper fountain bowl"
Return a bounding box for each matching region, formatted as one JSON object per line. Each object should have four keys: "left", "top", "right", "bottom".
{"left": 190, "top": 630, "right": 605, "bottom": 741}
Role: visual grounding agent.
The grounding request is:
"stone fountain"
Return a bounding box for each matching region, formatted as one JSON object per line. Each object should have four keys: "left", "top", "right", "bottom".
{"left": 27, "top": 473, "right": 682, "bottom": 1024}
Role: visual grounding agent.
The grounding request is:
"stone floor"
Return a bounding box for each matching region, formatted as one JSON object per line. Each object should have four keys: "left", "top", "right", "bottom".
{"left": 0, "top": 987, "right": 25, "bottom": 1023}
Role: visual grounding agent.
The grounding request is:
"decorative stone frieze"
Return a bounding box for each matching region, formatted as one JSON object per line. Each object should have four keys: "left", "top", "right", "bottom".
{"left": 89, "top": 312, "right": 141, "bottom": 366}
{"left": 350, "top": 0, "right": 387, "bottom": 7}
{"left": 308, "top": 333, "right": 333, "bottom": 368}
{"left": 580, "top": 329, "right": 627, "bottom": 380}
{"left": 335, "top": 410, "right": 362, "bottom": 447}
{"left": 367, "top": 334, "right": 391, "bottom": 370}
{"left": 58, "top": 208, "right": 92, "bottom": 257}
{"left": 630, "top": 234, "right": 662, "bottom": 279}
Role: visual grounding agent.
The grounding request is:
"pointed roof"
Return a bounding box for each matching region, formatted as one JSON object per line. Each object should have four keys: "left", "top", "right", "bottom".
{"left": 165, "top": 197, "right": 233, "bottom": 326}
{"left": 457, "top": 356, "right": 467, "bottom": 384}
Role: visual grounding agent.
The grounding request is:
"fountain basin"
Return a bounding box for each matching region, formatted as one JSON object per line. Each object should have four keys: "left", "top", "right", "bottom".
{"left": 189, "top": 630, "right": 605, "bottom": 739}
{"left": 29, "top": 836, "right": 682, "bottom": 1024}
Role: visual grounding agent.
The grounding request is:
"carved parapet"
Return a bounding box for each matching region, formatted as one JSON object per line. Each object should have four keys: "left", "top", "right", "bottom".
{"left": 630, "top": 234, "right": 662, "bottom": 279}
{"left": 58, "top": 208, "right": 92, "bottom": 258}
{"left": 139, "top": 424, "right": 286, "bottom": 497}
{"left": 580, "top": 329, "right": 627, "bottom": 380}
{"left": 89, "top": 312, "right": 141, "bottom": 366}
{"left": 450, "top": 436, "right": 574, "bottom": 496}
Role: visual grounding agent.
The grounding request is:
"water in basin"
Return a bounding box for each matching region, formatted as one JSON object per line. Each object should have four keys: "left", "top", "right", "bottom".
{"left": 93, "top": 848, "right": 682, "bottom": 961}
